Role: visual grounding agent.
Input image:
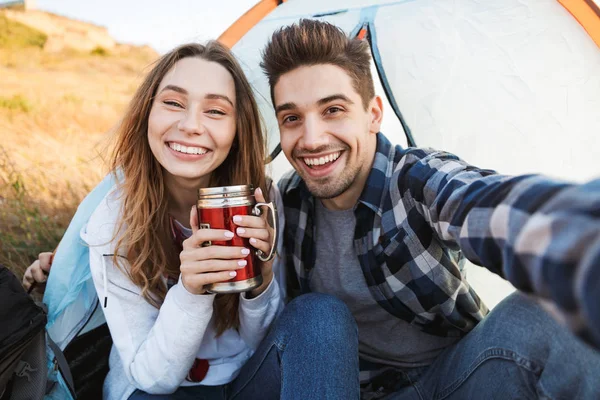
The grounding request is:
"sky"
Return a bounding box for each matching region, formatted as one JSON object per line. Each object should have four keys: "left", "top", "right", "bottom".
{"left": 35, "top": 0, "right": 260, "bottom": 53}
{"left": 27, "top": 0, "right": 600, "bottom": 53}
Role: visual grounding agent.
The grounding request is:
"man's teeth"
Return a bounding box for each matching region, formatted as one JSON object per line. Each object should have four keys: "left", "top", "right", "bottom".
{"left": 303, "top": 152, "right": 341, "bottom": 166}
{"left": 169, "top": 142, "right": 208, "bottom": 155}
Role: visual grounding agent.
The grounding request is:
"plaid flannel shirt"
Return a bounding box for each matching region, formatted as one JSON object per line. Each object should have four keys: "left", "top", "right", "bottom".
{"left": 279, "top": 133, "right": 600, "bottom": 347}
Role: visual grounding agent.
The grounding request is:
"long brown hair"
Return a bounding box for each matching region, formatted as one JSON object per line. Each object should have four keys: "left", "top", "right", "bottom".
{"left": 109, "top": 42, "right": 268, "bottom": 335}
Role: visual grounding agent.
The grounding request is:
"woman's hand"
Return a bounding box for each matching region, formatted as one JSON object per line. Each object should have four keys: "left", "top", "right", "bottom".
{"left": 22, "top": 252, "right": 53, "bottom": 293}
{"left": 233, "top": 188, "right": 275, "bottom": 298}
{"left": 180, "top": 206, "right": 249, "bottom": 295}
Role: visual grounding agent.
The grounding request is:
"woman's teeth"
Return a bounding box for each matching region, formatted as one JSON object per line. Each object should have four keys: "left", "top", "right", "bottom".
{"left": 303, "top": 152, "right": 341, "bottom": 167}
{"left": 169, "top": 142, "right": 208, "bottom": 155}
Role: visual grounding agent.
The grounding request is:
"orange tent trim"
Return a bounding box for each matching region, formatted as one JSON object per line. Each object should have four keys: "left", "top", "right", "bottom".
{"left": 218, "top": 0, "right": 287, "bottom": 48}
{"left": 221, "top": 1, "right": 599, "bottom": 49}
{"left": 357, "top": 27, "right": 368, "bottom": 40}
{"left": 559, "top": 0, "right": 600, "bottom": 48}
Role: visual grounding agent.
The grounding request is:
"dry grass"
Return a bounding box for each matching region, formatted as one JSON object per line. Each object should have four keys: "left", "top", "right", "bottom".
{"left": 0, "top": 13, "right": 47, "bottom": 49}
{"left": 0, "top": 42, "right": 157, "bottom": 279}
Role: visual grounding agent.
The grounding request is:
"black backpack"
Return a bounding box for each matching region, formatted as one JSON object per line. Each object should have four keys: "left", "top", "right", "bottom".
{"left": 0, "top": 265, "right": 47, "bottom": 399}
{"left": 0, "top": 265, "right": 111, "bottom": 400}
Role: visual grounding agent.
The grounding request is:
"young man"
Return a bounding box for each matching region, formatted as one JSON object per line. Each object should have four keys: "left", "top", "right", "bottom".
{"left": 261, "top": 19, "right": 600, "bottom": 399}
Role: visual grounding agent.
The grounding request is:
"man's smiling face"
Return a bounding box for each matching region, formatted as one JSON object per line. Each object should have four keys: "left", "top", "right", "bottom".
{"left": 274, "top": 64, "right": 382, "bottom": 203}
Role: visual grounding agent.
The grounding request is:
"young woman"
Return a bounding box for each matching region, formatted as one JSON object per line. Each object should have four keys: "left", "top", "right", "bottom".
{"left": 24, "top": 41, "right": 360, "bottom": 400}
{"left": 82, "top": 42, "right": 284, "bottom": 399}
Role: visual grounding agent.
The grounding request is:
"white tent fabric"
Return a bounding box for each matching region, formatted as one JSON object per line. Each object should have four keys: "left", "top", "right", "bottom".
{"left": 231, "top": 0, "right": 600, "bottom": 307}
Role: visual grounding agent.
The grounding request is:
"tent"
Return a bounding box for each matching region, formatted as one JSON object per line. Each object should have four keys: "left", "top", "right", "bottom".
{"left": 219, "top": 0, "right": 600, "bottom": 307}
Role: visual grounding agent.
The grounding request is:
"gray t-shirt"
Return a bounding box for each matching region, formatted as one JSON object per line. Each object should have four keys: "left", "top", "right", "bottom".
{"left": 311, "top": 201, "right": 458, "bottom": 368}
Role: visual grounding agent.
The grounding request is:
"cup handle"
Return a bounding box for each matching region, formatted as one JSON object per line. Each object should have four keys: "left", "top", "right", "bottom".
{"left": 253, "top": 201, "right": 278, "bottom": 262}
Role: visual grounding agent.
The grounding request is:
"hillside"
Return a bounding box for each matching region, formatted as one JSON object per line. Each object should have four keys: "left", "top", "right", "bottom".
{"left": 0, "top": 9, "right": 159, "bottom": 277}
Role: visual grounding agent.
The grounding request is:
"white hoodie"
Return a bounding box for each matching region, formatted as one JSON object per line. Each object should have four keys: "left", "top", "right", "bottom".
{"left": 81, "top": 186, "right": 285, "bottom": 400}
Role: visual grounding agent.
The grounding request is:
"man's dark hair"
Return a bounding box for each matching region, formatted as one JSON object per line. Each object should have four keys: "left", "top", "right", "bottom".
{"left": 260, "top": 19, "right": 375, "bottom": 109}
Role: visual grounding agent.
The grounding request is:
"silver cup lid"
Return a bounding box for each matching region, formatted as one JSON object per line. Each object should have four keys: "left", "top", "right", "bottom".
{"left": 198, "top": 184, "right": 254, "bottom": 199}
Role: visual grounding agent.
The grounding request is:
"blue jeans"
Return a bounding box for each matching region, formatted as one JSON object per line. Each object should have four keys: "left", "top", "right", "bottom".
{"left": 129, "top": 293, "right": 359, "bottom": 400}
{"left": 383, "top": 292, "right": 600, "bottom": 400}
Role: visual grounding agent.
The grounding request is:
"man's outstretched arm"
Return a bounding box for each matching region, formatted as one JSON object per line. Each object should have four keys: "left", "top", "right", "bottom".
{"left": 398, "top": 148, "right": 600, "bottom": 347}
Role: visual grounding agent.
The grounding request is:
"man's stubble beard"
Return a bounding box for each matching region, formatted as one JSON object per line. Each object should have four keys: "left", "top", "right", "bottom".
{"left": 301, "top": 159, "right": 361, "bottom": 200}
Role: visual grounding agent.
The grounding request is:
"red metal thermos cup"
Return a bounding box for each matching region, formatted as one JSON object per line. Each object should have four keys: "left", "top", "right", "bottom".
{"left": 196, "top": 185, "right": 278, "bottom": 293}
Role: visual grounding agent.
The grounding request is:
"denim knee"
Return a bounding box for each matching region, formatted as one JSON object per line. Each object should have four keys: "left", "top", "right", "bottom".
{"left": 281, "top": 293, "right": 358, "bottom": 346}
{"left": 456, "top": 292, "right": 600, "bottom": 399}
{"left": 473, "top": 292, "right": 586, "bottom": 361}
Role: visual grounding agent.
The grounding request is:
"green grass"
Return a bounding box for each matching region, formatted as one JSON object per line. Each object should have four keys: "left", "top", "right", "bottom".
{"left": 90, "top": 46, "right": 109, "bottom": 56}
{"left": 0, "top": 94, "right": 32, "bottom": 113}
{"left": 0, "top": 14, "right": 47, "bottom": 49}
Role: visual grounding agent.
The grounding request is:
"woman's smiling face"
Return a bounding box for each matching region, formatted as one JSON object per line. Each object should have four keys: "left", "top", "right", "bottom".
{"left": 147, "top": 56, "right": 237, "bottom": 187}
